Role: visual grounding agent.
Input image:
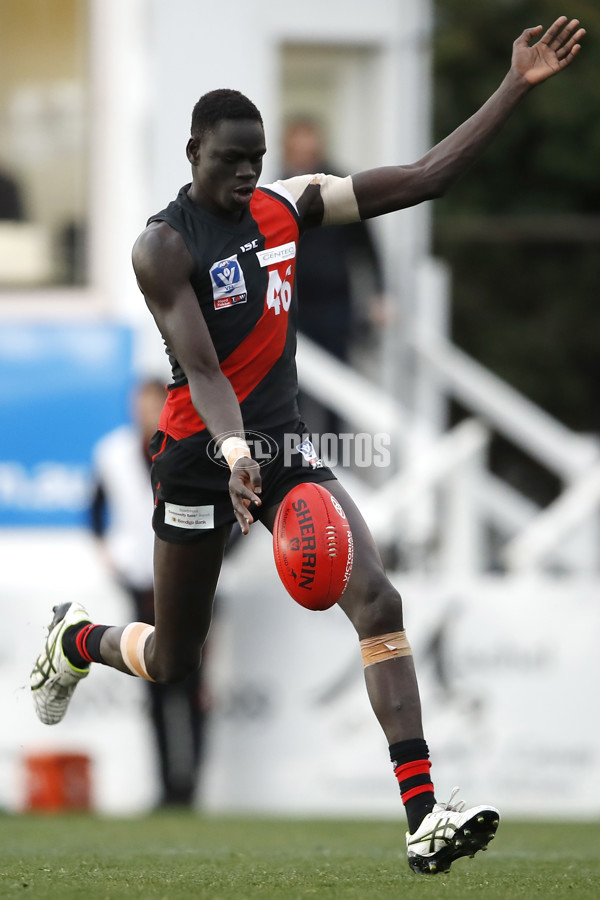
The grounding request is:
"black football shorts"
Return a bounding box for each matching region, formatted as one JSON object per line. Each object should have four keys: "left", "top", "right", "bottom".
{"left": 149, "top": 419, "right": 336, "bottom": 543}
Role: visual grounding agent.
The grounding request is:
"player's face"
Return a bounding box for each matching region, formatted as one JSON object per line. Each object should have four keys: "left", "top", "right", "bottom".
{"left": 188, "top": 119, "right": 266, "bottom": 218}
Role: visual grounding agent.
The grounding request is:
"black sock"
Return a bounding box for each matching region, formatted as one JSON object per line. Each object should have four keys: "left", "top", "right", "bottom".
{"left": 390, "top": 738, "right": 436, "bottom": 833}
{"left": 62, "top": 622, "right": 109, "bottom": 667}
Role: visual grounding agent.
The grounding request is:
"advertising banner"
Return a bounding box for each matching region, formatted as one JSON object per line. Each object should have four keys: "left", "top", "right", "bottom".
{"left": 0, "top": 322, "right": 133, "bottom": 527}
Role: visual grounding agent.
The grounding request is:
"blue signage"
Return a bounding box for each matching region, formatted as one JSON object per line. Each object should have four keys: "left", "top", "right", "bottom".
{"left": 0, "top": 322, "right": 133, "bottom": 526}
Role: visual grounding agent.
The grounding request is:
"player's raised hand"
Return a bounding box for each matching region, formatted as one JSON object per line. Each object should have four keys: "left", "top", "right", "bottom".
{"left": 512, "top": 16, "right": 585, "bottom": 86}
{"left": 228, "top": 457, "right": 262, "bottom": 534}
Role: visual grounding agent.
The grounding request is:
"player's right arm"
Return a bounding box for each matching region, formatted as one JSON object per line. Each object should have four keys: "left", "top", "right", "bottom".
{"left": 132, "top": 222, "right": 261, "bottom": 532}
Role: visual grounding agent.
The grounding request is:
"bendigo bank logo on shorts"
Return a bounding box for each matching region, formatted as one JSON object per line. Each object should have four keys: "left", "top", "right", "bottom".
{"left": 209, "top": 255, "right": 248, "bottom": 310}
{"left": 207, "top": 431, "right": 279, "bottom": 468}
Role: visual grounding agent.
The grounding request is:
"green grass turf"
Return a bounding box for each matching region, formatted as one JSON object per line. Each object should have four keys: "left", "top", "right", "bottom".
{"left": 0, "top": 812, "right": 598, "bottom": 900}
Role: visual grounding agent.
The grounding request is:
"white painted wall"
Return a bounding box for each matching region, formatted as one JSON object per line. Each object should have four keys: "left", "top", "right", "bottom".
{"left": 145, "top": 0, "right": 431, "bottom": 202}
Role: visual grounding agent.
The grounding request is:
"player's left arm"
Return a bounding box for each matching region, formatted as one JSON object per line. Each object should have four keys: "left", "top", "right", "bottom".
{"left": 353, "top": 16, "right": 585, "bottom": 219}
{"left": 278, "top": 19, "right": 583, "bottom": 229}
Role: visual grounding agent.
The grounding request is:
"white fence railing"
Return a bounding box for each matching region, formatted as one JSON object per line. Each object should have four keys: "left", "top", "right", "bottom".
{"left": 416, "top": 336, "right": 598, "bottom": 481}
{"left": 504, "top": 459, "right": 600, "bottom": 572}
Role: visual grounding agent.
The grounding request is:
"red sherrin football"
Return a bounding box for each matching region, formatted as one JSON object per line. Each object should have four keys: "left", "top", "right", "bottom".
{"left": 273, "top": 482, "right": 354, "bottom": 610}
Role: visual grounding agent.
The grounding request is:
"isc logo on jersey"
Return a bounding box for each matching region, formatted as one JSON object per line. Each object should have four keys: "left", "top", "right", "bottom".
{"left": 210, "top": 255, "right": 248, "bottom": 310}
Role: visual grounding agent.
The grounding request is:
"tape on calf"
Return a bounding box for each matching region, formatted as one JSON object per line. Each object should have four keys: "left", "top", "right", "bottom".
{"left": 120, "top": 622, "right": 155, "bottom": 681}
{"left": 360, "top": 630, "right": 412, "bottom": 668}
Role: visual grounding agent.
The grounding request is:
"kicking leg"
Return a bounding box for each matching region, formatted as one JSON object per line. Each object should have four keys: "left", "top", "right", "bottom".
{"left": 262, "top": 480, "right": 499, "bottom": 873}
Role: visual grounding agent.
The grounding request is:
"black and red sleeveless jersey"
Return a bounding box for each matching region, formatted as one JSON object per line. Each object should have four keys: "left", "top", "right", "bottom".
{"left": 147, "top": 182, "right": 302, "bottom": 439}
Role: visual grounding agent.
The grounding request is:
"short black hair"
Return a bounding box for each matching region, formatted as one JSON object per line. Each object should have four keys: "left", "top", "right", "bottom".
{"left": 191, "top": 89, "right": 263, "bottom": 140}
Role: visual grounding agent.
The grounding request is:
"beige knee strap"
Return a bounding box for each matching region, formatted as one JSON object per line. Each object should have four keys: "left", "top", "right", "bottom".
{"left": 360, "top": 630, "right": 412, "bottom": 668}
{"left": 120, "top": 622, "right": 155, "bottom": 681}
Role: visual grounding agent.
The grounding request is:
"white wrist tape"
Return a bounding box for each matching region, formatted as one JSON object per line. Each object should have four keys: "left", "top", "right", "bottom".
{"left": 221, "top": 436, "right": 251, "bottom": 470}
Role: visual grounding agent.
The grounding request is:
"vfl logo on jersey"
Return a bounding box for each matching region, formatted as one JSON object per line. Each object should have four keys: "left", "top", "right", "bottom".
{"left": 209, "top": 255, "right": 248, "bottom": 310}
{"left": 296, "top": 439, "right": 324, "bottom": 469}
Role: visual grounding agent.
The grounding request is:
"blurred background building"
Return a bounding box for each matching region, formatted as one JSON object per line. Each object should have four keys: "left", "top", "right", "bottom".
{"left": 1, "top": 0, "right": 599, "bottom": 819}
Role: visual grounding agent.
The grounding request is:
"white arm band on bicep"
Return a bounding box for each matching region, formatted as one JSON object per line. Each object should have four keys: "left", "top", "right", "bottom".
{"left": 275, "top": 173, "right": 361, "bottom": 225}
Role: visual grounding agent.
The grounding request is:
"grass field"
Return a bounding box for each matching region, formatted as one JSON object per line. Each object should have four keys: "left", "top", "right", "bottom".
{"left": 0, "top": 812, "right": 598, "bottom": 900}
